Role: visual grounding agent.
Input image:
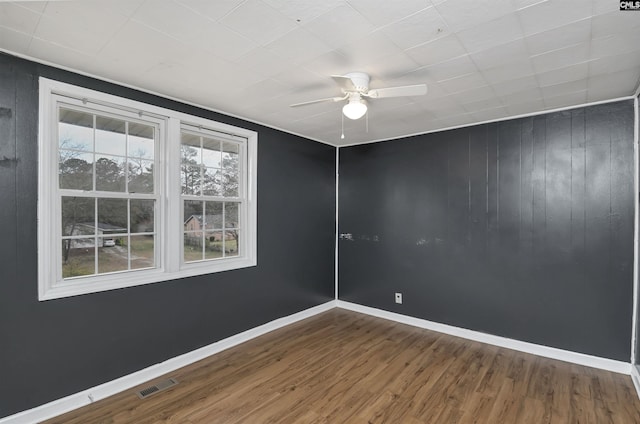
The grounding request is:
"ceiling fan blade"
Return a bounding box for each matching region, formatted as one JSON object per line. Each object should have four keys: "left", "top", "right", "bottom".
{"left": 366, "top": 84, "right": 427, "bottom": 99}
{"left": 331, "top": 75, "right": 357, "bottom": 91}
{"left": 289, "top": 96, "right": 346, "bottom": 108}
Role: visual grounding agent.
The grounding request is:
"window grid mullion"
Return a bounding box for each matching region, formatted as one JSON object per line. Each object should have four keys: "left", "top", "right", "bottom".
{"left": 59, "top": 190, "right": 158, "bottom": 200}
{"left": 201, "top": 200, "right": 206, "bottom": 260}
{"left": 222, "top": 202, "right": 226, "bottom": 258}
{"left": 127, "top": 199, "right": 131, "bottom": 271}
{"left": 124, "top": 121, "right": 129, "bottom": 195}
{"left": 181, "top": 195, "right": 242, "bottom": 202}
{"left": 92, "top": 113, "right": 97, "bottom": 192}
{"left": 93, "top": 196, "right": 98, "bottom": 276}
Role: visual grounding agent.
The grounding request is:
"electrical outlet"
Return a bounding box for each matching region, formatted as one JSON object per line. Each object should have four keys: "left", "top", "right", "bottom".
{"left": 395, "top": 292, "right": 402, "bottom": 304}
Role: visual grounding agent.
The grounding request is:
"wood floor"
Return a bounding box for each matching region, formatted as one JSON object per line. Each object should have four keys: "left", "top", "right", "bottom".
{"left": 44, "top": 309, "right": 640, "bottom": 424}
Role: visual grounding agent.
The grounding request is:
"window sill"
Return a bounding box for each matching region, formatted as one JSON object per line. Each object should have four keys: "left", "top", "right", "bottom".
{"left": 39, "top": 257, "right": 257, "bottom": 301}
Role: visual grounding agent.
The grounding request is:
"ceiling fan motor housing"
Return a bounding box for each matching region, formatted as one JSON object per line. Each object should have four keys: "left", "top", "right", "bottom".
{"left": 344, "top": 72, "right": 370, "bottom": 92}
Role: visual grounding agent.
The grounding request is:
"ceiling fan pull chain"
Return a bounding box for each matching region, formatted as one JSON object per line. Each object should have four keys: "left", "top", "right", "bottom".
{"left": 341, "top": 110, "right": 345, "bottom": 140}
{"left": 366, "top": 109, "right": 369, "bottom": 133}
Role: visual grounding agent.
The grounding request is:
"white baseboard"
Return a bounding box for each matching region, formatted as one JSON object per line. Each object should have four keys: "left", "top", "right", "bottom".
{"left": 632, "top": 365, "right": 640, "bottom": 400}
{"left": 336, "top": 301, "right": 631, "bottom": 375}
{"left": 0, "top": 301, "right": 337, "bottom": 424}
{"left": 3, "top": 299, "right": 634, "bottom": 423}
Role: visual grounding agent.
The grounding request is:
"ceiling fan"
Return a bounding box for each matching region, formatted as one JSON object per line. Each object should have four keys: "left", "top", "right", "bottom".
{"left": 290, "top": 72, "right": 427, "bottom": 120}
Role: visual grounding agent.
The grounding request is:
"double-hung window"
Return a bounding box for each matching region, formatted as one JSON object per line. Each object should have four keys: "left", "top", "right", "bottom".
{"left": 181, "top": 126, "right": 243, "bottom": 263}
{"left": 38, "top": 78, "right": 257, "bottom": 300}
{"left": 57, "top": 104, "right": 161, "bottom": 280}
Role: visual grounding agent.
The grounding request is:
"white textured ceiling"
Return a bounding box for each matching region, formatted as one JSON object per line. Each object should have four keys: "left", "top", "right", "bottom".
{"left": 1, "top": 0, "right": 639, "bottom": 146}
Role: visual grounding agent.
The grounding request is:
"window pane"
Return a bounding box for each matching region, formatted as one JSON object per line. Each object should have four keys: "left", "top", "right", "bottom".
{"left": 59, "top": 108, "right": 93, "bottom": 152}
{"left": 128, "top": 123, "right": 154, "bottom": 159}
{"left": 221, "top": 169, "right": 239, "bottom": 197}
{"left": 184, "top": 200, "right": 204, "bottom": 262}
{"left": 205, "top": 201, "right": 223, "bottom": 229}
{"left": 184, "top": 234, "right": 203, "bottom": 262}
{"left": 225, "top": 229, "right": 239, "bottom": 257}
{"left": 61, "top": 196, "right": 95, "bottom": 236}
{"left": 59, "top": 152, "right": 93, "bottom": 190}
{"left": 96, "top": 155, "right": 125, "bottom": 192}
{"left": 225, "top": 202, "right": 239, "bottom": 229}
{"left": 205, "top": 231, "right": 223, "bottom": 260}
{"left": 62, "top": 238, "right": 95, "bottom": 278}
{"left": 221, "top": 142, "right": 239, "bottom": 197}
{"left": 180, "top": 132, "right": 247, "bottom": 265}
{"left": 98, "top": 237, "right": 128, "bottom": 273}
{"left": 202, "top": 167, "right": 220, "bottom": 196}
{"left": 184, "top": 200, "right": 203, "bottom": 231}
{"left": 181, "top": 133, "right": 201, "bottom": 163}
{"left": 222, "top": 142, "right": 239, "bottom": 155}
{"left": 98, "top": 198, "right": 128, "bottom": 234}
{"left": 131, "top": 235, "right": 154, "bottom": 270}
{"left": 181, "top": 164, "right": 201, "bottom": 195}
{"left": 131, "top": 200, "right": 154, "bottom": 233}
{"left": 202, "top": 138, "right": 221, "bottom": 167}
{"left": 128, "top": 159, "right": 154, "bottom": 193}
{"left": 95, "top": 116, "right": 126, "bottom": 156}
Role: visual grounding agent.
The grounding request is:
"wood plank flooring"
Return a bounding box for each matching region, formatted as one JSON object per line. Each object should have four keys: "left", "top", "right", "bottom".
{"left": 43, "top": 309, "right": 640, "bottom": 424}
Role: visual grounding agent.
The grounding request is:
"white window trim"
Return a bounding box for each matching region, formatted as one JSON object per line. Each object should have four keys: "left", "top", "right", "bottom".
{"left": 38, "top": 78, "right": 257, "bottom": 300}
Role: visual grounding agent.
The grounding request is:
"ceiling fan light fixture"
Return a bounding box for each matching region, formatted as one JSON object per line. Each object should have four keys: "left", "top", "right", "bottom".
{"left": 342, "top": 98, "right": 367, "bottom": 120}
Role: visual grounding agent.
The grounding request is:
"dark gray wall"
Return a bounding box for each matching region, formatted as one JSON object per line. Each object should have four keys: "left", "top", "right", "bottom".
{"left": 0, "top": 53, "right": 335, "bottom": 418}
{"left": 339, "top": 101, "right": 635, "bottom": 362}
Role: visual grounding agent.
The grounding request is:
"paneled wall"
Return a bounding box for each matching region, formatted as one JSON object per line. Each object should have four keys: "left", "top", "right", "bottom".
{"left": 0, "top": 53, "right": 335, "bottom": 418}
{"left": 339, "top": 101, "right": 635, "bottom": 361}
{"left": 1, "top": 48, "right": 636, "bottom": 419}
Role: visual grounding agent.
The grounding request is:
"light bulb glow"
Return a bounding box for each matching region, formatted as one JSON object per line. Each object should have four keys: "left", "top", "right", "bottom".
{"left": 342, "top": 100, "right": 367, "bottom": 120}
